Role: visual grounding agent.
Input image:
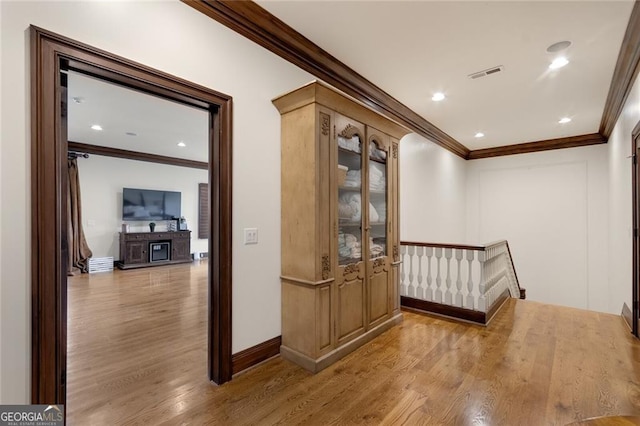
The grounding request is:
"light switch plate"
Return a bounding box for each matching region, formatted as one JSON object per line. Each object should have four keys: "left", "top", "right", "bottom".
{"left": 244, "top": 228, "right": 258, "bottom": 245}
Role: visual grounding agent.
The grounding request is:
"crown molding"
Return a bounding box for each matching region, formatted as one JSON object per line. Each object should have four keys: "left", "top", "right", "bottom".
{"left": 182, "top": 0, "right": 469, "bottom": 158}
{"left": 467, "top": 133, "right": 607, "bottom": 160}
{"left": 600, "top": 1, "right": 640, "bottom": 138}
{"left": 68, "top": 141, "right": 208, "bottom": 169}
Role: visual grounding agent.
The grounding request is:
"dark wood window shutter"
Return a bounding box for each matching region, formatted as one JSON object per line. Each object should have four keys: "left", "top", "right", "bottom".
{"left": 198, "top": 183, "right": 209, "bottom": 239}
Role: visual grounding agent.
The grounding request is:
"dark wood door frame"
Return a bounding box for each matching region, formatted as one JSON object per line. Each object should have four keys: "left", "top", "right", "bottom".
{"left": 633, "top": 121, "right": 640, "bottom": 337}
{"left": 30, "top": 26, "right": 233, "bottom": 404}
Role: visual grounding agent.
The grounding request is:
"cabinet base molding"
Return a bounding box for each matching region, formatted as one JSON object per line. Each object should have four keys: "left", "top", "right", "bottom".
{"left": 280, "top": 313, "right": 402, "bottom": 373}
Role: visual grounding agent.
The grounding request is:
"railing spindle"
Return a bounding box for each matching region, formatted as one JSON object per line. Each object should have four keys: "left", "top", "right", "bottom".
{"left": 444, "top": 248, "right": 453, "bottom": 305}
{"left": 400, "top": 245, "right": 407, "bottom": 296}
{"left": 435, "top": 247, "right": 443, "bottom": 303}
{"left": 408, "top": 245, "right": 416, "bottom": 297}
{"left": 466, "top": 250, "right": 475, "bottom": 310}
{"left": 425, "top": 247, "right": 434, "bottom": 301}
{"left": 455, "top": 249, "right": 463, "bottom": 307}
{"left": 416, "top": 246, "right": 424, "bottom": 299}
{"left": 477, "top": 251, "right": 487, "bottom": 312}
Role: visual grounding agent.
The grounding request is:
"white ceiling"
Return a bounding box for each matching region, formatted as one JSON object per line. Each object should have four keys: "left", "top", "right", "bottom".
{"left": 68, "top": 71, "right": 209, "bottom": 162}
{"left": 67, "top": 1, "right": 635, "bottom": 156}
{"left": 257, "top": 0, "right": 634, "bottom": 150}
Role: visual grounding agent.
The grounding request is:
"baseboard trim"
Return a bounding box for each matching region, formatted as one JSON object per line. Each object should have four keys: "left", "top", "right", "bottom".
{"left": 622, "top": 302, "right": 633, "bottom": 331}
{"left": 486, "top": 289, "right": 511, "bottom": 325}
{"left": 401, "top": 296, "right": 486, "bottom": 324}
{"left": 232, "top": 335, "right": 282, "bottom": 375}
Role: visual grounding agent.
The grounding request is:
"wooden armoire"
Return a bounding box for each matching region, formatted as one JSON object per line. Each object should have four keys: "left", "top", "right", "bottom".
{"left": 273, "top": 81, "right": 408, "bottom": 372}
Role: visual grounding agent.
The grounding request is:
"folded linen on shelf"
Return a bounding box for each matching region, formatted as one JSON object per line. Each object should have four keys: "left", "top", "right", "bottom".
{"left": 370, "top": 237, "right": 385, "bottom": 257}
{"left": 369, "top": 144, "right": 387, "bottom": 161}
{"left": 338, "top": 231, "right": 362, "bottom": 262}
{"left": 371, "top": 201, "right": 386, "bottom": 222}
{"left": 343, "top": 170, "right": 361, "bottom": 187}
{"left": 338, "top": 192, "right": 380, "bottom": 222}
{"left": 339, "top": 192, "right": 362, "bottom": 221}
{"left": 338, "top": 135, "right": 361, "bottom": 152}
{"left": 369, "top": 163, "right": 386, "bottom": 191}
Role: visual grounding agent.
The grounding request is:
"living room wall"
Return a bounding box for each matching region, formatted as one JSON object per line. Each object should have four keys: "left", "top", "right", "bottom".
{"left": 77, "top": 156, "right": 209, "bottom": 261}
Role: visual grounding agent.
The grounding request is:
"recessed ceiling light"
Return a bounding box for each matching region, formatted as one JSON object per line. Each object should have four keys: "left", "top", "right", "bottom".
{"left": 431, "top": 92, "right": 445, "bottom": 102}
{"left": 475, "top": 132, "right": 485, "bottom": 138}
{"left": 177, "top": 141, "right": 186, "bottom": 147}
{"left": 90, "top": 124, "right": 103, "bottom": 131}
{"left": 125, "top": 132, "right": 137, "bottom": 137}
{"left": 558, "top": 117, "right": 572, "bottom": 124}
{"left": 72, "top": 96, "right": 85, "bottom": 104}
{"left": 549, "top": 57, "right": 569, "bottom": 70}
{"left": 546, "top": 41, "right": 572, "bottom": 53}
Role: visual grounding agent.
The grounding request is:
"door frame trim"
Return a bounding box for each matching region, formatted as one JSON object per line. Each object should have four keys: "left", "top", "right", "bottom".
{"left": 30, "top": 26, "right": 233, "bottom": 403}
{"left": 632, "top": 120, "right": 640, "bottom": 337}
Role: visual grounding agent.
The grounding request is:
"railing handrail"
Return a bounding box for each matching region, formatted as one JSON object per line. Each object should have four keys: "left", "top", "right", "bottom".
{"left": 401, "top": 239, "right": 523, "bottom": 298}
{"left": 504, "top": 241, "right": 522, "bottom": 297}
{"left": 400, "top": 240, "right": 486, "bottom": 251}
{"left": 483, "top": 239, "right": 508, "bottom": 249}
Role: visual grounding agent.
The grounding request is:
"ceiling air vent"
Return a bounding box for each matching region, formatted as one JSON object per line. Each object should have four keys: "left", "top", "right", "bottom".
{"left": 468, "top": 65, "right": 504, "bottom": 80}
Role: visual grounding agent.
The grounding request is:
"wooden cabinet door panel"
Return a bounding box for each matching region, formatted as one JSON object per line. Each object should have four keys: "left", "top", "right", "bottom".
{"left": 336, "top": 262, "right": 366, "bottom": 344}
{"left": 172, "top": 239, "right": 191, "bottom": 261}
{"left": 126, "top": 241, "right": 147, "bottom": 264}
{"left": 369, "top": 259, "right": 390, "bottom": 327}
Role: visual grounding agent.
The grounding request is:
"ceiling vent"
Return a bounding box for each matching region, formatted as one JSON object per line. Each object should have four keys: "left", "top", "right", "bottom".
{"left": 468, "top": 65, "right": 504, "bottom": 80}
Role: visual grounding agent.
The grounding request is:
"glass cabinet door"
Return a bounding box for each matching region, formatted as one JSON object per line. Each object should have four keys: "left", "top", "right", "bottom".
{"left": 337, "top": 132, "right": 363, "bottom": 266}
{"left": 368, "top": 140, "right": 387, "bottom": 259}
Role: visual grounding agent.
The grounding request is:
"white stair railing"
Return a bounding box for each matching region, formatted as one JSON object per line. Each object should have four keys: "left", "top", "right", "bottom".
{"left": 399, "top": 240, "right": 523, "bottom": 324}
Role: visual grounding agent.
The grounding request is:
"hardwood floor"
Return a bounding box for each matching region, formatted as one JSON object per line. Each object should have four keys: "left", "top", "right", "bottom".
{"left": 68, "top": 263, "right": 640, "bottom": 425}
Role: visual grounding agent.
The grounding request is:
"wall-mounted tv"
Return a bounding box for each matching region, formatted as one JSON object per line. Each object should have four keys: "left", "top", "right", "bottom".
{"left": 122, "top": 188, "right": 181, "bottom": 221}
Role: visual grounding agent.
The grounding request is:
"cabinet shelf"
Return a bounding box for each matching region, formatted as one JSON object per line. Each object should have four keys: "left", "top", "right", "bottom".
{"left": 339, "top": 147, "right": 361, "bottom": 156}
{"left": 339, "top": 185, "right": 361, "bottom": 191}
{"left": 369, "top": 157, "right": 387, "bottom": 165}
{"left": 339, "top": 220, "right": 361, "bottom": 227}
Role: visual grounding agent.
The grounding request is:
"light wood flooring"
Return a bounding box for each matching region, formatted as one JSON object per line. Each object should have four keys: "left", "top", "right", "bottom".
{"left": 68, "top": 263, "right": 640, "bottom": 425}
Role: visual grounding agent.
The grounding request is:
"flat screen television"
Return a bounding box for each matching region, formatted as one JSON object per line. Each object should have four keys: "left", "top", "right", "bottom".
{"left": 122, "top": 188, "right": 181, "bottom": 221}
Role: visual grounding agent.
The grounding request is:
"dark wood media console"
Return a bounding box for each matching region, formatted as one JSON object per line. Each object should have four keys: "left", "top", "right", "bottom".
{"left": 116, "top": 230, "right": 192, "bottom": 270}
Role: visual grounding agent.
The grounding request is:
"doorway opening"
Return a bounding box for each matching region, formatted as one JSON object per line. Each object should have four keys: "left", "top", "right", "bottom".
{"left": 30, "top": 26, "right": 233, "bottom": 406}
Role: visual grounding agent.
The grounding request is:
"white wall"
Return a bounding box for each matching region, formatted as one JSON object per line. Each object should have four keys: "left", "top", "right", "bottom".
{"left": 399, "top": 133, "right": 467, "bottom": 243}
{"left": 400, "top": 134, "right": 611, "bottom": 313}
{"left": 607, "top": 72, "right": 640, "bottom": 315}
{"left": 1, "top": 0, "right": 312, "bottom": 403}
{"left": 466, "top": 146, "right": 609, "bottom": 312}
{"left": 78, "top": 156, "right": 209, "bottom": 259}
